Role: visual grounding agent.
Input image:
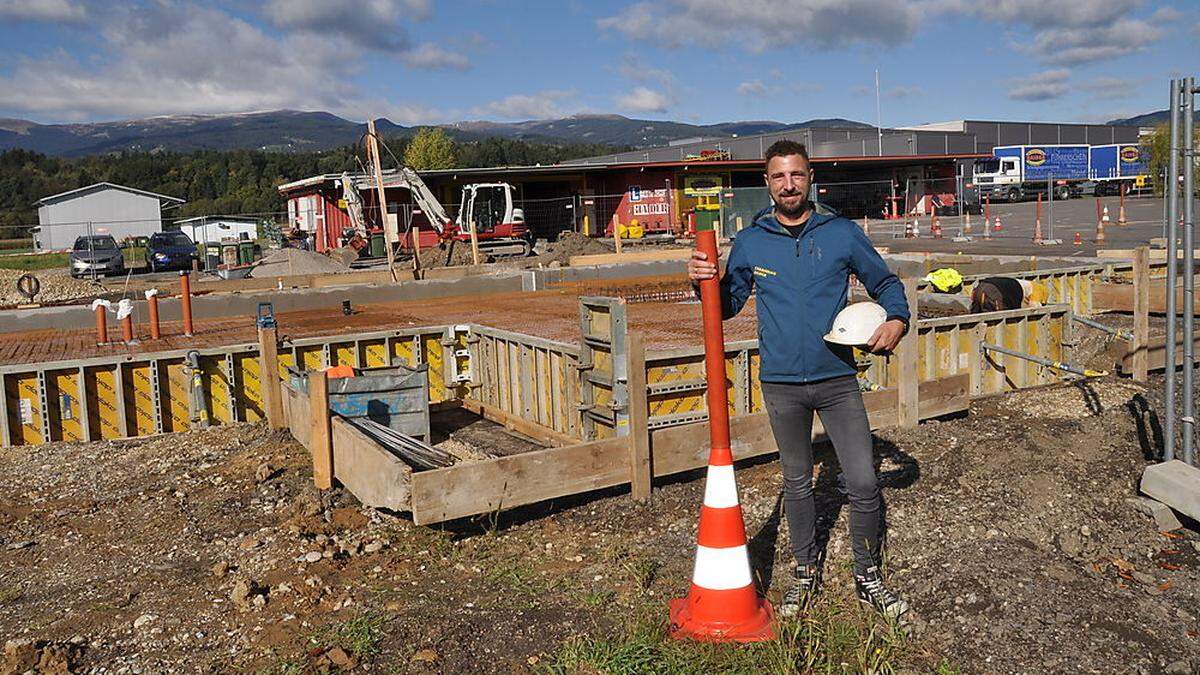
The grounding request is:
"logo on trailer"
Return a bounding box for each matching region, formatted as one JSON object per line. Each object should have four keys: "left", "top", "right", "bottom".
{"left": 1120, "top": 146, "right": 1141, "bottom": 163}
{"left": 1024, "top": 148, "right": 1047, "bottom": 166}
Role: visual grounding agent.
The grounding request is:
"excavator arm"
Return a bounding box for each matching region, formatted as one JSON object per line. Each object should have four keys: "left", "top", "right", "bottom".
{"left": 351, "top": 167, "right": 455, "bottom": 242}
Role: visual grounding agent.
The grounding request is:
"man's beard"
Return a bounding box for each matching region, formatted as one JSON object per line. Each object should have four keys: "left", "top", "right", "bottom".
{"left": 775, "top": 192, "right": 808, "bottom": 218}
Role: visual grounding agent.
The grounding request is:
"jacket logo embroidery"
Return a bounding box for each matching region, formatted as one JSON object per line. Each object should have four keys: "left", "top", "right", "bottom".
{"left": 753, "top": 266, "right": 778, "bottom": 278}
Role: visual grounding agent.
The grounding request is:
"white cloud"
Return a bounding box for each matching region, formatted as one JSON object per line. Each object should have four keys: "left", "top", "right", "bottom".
{"left": 264, "top": 0, "right": 430, "bottom": 51}
{"left": 615, "top": 86, "right": 671, "bottom": 113}
{"left": 599, "top": 0, "right": 923, "bottom": 48}
{"left": 959, "top": 0, "right": 1130, "bottom": 28}
{"left": 1080, "top": 76, "right": 1142, "bottom": 99}
{"left": 1008, "top": 69, "right": 1071, "bottom": 101}
{"left": 0, "top": 0, "right": 85, "bottom": 22}
{"left": 0, "top": 3, "right": 450, "bottom": 124}
{"left": 401, "top": 43, "right": 471, "bottom": 70}
{"left": 885, "top": 85, "right": 922, "bottom": 99}
{"left": 737, "top": 80, "right": 768, "bottom": 96}
{"left": 470, "top": 90, "right": 574, "bottom": 120}
{"left": 1026, "top": 18, "right": 1161, "bottom": 65}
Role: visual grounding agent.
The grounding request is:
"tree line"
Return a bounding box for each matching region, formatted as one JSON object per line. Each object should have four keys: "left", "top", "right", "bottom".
{"left": 0, "top": 133, "right": 625, "bottom": 239}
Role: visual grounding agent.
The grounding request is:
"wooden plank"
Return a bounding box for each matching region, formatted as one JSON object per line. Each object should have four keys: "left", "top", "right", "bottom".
{"left": 331, "top": 416, "right": 412, "bottom": 511}
{"left": 410, "top": 437, "right": 628, "bottom": 524}
{"left": 460, "top": 397, "right": 578, "bottom": 447}
{"left": 1098, "top": 248, "right": 1200, "bottom": 261}
{"left": 897, "top": 279, "right": 920, "bottom": 428}
{"left": 626, "top": 331, "right": 651, "bottom": 501}
{"left": 1132, "top": 246, "right": 1150, "bottom": 381}
{"left": 258, "top": 327, "right": 285, "bottom": 429}
{"left": 650, "top": 374, "right": 968, "bottom": 476}
{"left": 567, "top": 248, "right": 692, "bottom": 267}
{"left": 1120, "top": 334, "right": 1200, "bottom": 373}
{"left": 309, "top": 370, "right": 333, "bottom": 490}
{"left": 281, "top": 382, "right": 312, "bottom": 448}
{"left": 1094, "top": 278, "right": 1200, "bottom": 313}
{"left": 410, "top": 376, "right": 966, "bottom": 525}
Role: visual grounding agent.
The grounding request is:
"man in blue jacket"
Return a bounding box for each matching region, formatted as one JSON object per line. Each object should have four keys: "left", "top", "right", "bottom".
{"left": 688, "top": 140, "right": 910, "bottom": 619}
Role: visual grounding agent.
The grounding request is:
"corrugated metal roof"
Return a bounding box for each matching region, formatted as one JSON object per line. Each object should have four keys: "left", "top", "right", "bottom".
{"left": 35, "top": 182, "right": 186, "bottom": 207}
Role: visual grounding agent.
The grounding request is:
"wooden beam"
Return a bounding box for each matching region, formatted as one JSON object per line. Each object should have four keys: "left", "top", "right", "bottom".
{"left": 1094, "top": 279, "right": 1200, "bottom": 313}
{"left": 410, "top": 437, "right": 627, "bottom": 524}
{"left": 567, "top": 248, "right": 692, "bottom": 267}
{"left": 1098, "top": 248, "right": 1200, "bottom": 261}
{"left": 331, "top": 416, "right": 412, "bottom": 511}
{"left": 366, "top": 118, "right": 400, "bottom": 282}
{"left": 896, "top": 279, "right": 920, "bottom": 428}
{"left": 460, "top": 397, "right": 578, "bottom": 447}
{"left": 1132, "top": 246, "right": 1150, "bottom": 381}
{"left": 1121, "top": 334, "right": 1200, "bottom": 373}
{"left": 309, "top": 370, "right": 333, "bottom": 490}
{"left": 258, "top": 326, "right": 285, "bottom": 429}
{"left": 626, "top": 331, "right": 651, "bottom": 501}
{"left": 406, "top": 374, "right": 968, "bottom": 525}
{"left": 650, "top": 374, "right": 969, "bottom": 477}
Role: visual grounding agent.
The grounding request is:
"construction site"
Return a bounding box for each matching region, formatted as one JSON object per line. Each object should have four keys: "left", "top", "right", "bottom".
{"left": 3, "top": 99, "right": 1200, "bottom": 673}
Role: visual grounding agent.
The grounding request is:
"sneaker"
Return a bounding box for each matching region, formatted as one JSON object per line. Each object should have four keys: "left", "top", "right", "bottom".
{"left": 854, "top": 566, "right": 909, "bottom": 619}
{"left": 777, "top": 564, "right": 820, "bottom": 618}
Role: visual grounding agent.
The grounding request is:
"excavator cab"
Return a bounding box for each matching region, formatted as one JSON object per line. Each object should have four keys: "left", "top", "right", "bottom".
{"left": 465, "top": 184, "right": 507, "bottom": 233}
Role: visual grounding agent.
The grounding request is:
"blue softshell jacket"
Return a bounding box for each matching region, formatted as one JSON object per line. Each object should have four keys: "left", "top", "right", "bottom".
{"left": 718, "top": 205, "right": 910, "bottom": 384}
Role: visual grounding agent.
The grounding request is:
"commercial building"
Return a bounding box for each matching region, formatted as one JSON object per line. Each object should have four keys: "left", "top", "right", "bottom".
{"left": 277, "top": 119, "right": 1141, "bottom": 250}
{"left": 33, "top": 182, "right": 185, "bottom": 250}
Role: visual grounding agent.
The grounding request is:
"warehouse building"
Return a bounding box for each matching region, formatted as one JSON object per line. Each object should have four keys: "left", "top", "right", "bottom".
{"left": 33, "top": 182, "right": 185, "bottom": 251}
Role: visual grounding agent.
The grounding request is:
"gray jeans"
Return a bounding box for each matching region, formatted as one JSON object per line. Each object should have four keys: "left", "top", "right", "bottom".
{"left": 761, "top": 375, "right": 881, "bottom": 574}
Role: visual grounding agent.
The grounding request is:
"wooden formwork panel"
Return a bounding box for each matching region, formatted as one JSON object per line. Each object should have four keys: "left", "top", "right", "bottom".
{"left": 471, "top": 327, "right": 581, "bottom": 439}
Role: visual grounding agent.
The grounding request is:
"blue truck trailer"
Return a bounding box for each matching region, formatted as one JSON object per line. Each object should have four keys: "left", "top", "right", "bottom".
{"left": 974, "top": 143, "right": 1147, "bottom": 201}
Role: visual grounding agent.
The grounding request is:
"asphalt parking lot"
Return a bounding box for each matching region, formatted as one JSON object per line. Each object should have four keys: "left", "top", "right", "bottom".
{"left": 868, "top": 194, "right": 1196, "bottom": 257}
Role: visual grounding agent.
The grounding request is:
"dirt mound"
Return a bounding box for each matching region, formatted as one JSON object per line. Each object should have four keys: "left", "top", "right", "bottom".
{"left": 0, "top": 268, "right": 105, "bottom": 307}
{"left": 248, "top": 249, "right": 348, "bottom": 278}
{"left": 416, "top": 241, "right": 488, "bottom": 268}
{"left": 528, "top": 231, "right": 612, "bottom": 267}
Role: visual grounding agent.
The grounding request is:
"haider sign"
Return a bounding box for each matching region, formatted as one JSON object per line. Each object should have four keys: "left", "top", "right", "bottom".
{"left": 610, "top": 186, "right": 673, "bottom": 235}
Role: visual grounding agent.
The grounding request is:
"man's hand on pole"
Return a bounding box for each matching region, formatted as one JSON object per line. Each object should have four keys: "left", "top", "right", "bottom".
{"left": 688, "top": 250, "right": 719, "bottom": 283}
{"left": 866, "top": 319, "right": 906, "bottom": 354}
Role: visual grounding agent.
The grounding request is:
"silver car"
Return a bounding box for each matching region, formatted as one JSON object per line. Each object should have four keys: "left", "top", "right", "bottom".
{"left": 69, "top": 235, "right": 125, "bottom": 278}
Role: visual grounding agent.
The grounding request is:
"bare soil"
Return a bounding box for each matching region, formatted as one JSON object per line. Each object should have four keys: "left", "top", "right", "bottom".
{"left": 1, "top": 376, "right": 1198, "bottom": 673}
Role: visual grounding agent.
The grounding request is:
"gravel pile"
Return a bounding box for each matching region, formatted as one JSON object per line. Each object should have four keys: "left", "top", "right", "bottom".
{"left": 0, "top": 268, "right": 106, "bottom": 307}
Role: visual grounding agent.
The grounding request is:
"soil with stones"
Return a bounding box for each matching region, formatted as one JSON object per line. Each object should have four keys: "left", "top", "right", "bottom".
{"left": 1, "top": 376, "right": 1198, "bottom": 673}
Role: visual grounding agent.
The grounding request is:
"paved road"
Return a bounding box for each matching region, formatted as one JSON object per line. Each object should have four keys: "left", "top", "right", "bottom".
{"left": 868, "top": 194, "right": 1197, "bottom": 257}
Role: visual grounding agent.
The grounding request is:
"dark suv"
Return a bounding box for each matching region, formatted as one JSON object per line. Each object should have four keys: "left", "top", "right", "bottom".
{"left": 69, "top": 235, "right": 125, "bottom": 278}
{"left": 146, "top": 231, "right": 197, "bottom": 273}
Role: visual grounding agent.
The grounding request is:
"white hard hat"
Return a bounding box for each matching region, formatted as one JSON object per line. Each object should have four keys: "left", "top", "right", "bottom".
{"left": 823, "top": 302, "right": 887, "bottom": 346}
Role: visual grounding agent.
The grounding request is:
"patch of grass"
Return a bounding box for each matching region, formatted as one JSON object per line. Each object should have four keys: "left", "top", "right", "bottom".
{"left": 545, "top": 598, "right": 916, "bottom": 675}
{"left": 257, "top": 658, "right": 306, "bottom": 675}
{"left": 579, "top": 589, "right": 617, "bottom": 608}
{"left": 0, "top": 252, "right": 68, "bottom": 271}
{"left": 311, "top": 613, "right": 389, "bottom": 660}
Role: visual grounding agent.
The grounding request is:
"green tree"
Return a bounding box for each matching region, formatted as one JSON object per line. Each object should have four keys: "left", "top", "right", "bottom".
{"left": 403, "top": 128, "right": 457, "bottom": 170}
{"left": 1145, "top": 123, "right": 1200, "bottom": 196}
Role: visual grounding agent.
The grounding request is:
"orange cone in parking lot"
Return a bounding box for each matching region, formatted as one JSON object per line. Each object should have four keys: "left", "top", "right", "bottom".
{"left": 1074, "top": 232, "right": 1082, "bottom": 246}
{"left": 670, "top": 221, "right": 774, "bottom": 643}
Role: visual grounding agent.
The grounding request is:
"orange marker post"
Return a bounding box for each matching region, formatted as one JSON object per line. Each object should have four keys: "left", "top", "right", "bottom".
{"left": 669, "top": 219, "right": 774, "bottom": 643}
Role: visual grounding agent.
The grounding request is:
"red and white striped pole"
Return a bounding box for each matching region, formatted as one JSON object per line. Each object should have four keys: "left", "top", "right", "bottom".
{"left": 669, "top": 218, "right": 774, "bottom": 642}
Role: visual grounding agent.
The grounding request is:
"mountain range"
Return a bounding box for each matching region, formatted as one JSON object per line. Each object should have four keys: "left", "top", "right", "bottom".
{"left": 0, "top": 110, "right": 871, "bottom": 157}
{"left": 1105, "top": 109, "right": 1200, "bottom": 127}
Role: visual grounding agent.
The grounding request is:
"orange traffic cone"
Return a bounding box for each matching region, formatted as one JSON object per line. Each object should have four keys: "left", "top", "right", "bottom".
{"left": 932, "top": 211, "right": 942, "bottom": 239}
{"left": 993, "top": 215, "right": 1003, "bottom": 233}
{"left": 1074, "top": 231, "right": 1082, "bottom": 246}
{"left": 671, "top": 223, "right": 774, "bottom": 643}
{"left": 904, "top": 220, "right": 914, "bottom": 238}
{"left": 1096, "top": 214, "right": 1106, "bottom": 245}
{"left": 1101, "top": 205, "right": 1112, "bottom": 227}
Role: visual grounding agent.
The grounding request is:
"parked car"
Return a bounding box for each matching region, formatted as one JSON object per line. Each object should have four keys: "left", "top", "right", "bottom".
{"left": 146, "top": 231, "right": 197, "bottom": 273}
{"left": 69, "top": 235, "right": 125, "bottom": 278}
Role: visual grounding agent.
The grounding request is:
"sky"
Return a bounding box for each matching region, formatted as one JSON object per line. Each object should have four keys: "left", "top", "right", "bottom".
{"left": 0, "top": 0, "right": 1196, "bottom": 128}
